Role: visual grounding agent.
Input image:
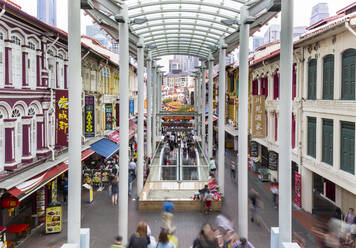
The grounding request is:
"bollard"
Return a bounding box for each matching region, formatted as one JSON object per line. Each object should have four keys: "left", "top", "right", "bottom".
{"left": 61, "top": 244, "right": 79, "bottom": 248}
{"left": 271, "top": 227, "right": 279, "bottom": 248}
{"left": 80, "top": 228, "right": 90, "bottom": 248}
{"left": 282, "top": 242, "right": 301, "bottom": 248}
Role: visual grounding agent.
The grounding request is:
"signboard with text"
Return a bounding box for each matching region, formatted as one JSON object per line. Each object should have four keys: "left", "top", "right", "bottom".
{"left": 105, "top": 104, "right": 113, "bottom": 130}
{"left": 55, "top": 90, "right": 68, "bottom": 146}
{"left": 84, "top": 96, "right": 95, "bottom": 137}
{"left": 251, "top": 95, "right": 265, "bottom": 138}
{"left": 294, "top": 172, "right": 302, "bottom": 208}
{"left": 129, "top": 99, "right": 134, "bottom": 115}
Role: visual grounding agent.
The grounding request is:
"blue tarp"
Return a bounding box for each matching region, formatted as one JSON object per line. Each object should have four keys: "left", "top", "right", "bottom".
{"left": 90, "top": 138, "right": 119, "bottom": 159}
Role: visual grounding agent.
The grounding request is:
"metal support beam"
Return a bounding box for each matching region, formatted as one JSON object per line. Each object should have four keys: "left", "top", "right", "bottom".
{"left": 208, "top": 54, "right": 214, "bottom": 159}
{"left": 152, "top": 63, "right": 157, "bottom": 153}
{"left": 147, "top": 52, "right": 152, "bottom": 159}
{"left": 238, "top": 6, "right": 250, "bottom": 239}
{"left": 137, "top": 37, "right": 144, "bottom": 196}
{"left": 201, "top": 66, "right": 207, "bottom": 153}
{"left": 279, "top": 0, "right": 293, "bottom": 245}
{"left": 67, "top": 0, "right": 81, "bottom": 244}
{"left": 118, "top": 4, "right": 129, "bottom": 244}
{"left": 218, "top": 39, "right": 226, "bottom": 195}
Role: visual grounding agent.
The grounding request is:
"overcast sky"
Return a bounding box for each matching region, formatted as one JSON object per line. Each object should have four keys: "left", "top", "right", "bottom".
{"left": 10, "top": 0, "right": 353, "bottom": 71}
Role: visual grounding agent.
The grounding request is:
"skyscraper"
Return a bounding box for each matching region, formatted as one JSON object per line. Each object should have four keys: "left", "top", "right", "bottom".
{"left": 37, "top": 0, "right": 56, "bottom": 26}
{"left": 169, "top": 55, "right": 199, "bottom": 73}
{"left": 264, "top": 24, "right": 280, "bottom": 44}
{"left": 310, "top": 3, "right": 329, "bottom": 26}
{"left": 253, "top": 36, "right": 264, "bottom": 51}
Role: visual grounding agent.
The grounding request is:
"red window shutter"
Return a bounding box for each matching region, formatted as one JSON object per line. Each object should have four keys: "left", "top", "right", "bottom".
{"left": 273, "top": 74, "right": 279, "bottom": 99}
{"left": 266, "top": 112, "right": 268, "bottom": 137}
{"left": 292, "top": 114, "right": 296, "bottom": 148}
{"left": 292, "top": 67, "right": 296, "bottom": 99}
{"left": 264, "top": 77, "right": 268, "bottom": 98}
{"left": 274, "top": 113, "right": 278, "bottom": 141}
{"left": 252, "top": 80, "right": 258, "bottom": 95}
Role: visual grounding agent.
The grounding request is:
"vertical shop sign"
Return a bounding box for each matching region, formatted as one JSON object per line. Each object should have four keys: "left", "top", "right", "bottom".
{"left": 129, "top": 98, "right": 134, "bottom": 115}
{"left": 36, "top": 187, "right": 46, "bottom": 220}
{"left": 55, "top": 90, "right": 69, "bottom": 146}
{"left": 84, "top": 96, "right": 95, "bottom": 137}
{"left": 294, "top": 172, "right": 302, "bottom": 208}
{"left": 252, "top": 95, "right": 265, "bottom": 138}
{"left": 51, "top": 178, "right": 58, "bottom": 203}
{"left": 105, "top": 104, "right": 113, "bottom": 130}
{"left": 116, "top": 103, "right": 120, "bottom": 127}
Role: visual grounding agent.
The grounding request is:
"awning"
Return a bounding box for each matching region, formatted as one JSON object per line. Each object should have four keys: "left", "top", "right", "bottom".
{"left": 90, "top": 138, "right": 119, "bottom": 159}
{"left": 108, "top": 131, "right": 120, "bottom": 144}
{"left": 82, "top": 148, "right": 94, "bottom": 160}
{"left": 9, "top": 162, "right": 68, "bottom": 201}
{"left": 205, "top": 116, "right": 218, "bottom": 125}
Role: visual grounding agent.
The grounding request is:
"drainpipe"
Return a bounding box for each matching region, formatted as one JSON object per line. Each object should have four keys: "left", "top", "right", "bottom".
{"left": 345, "top": 20, "right": 356, "bottom": 38}
{"left": 0, "top": 4, "right": 6, "bottom": 19}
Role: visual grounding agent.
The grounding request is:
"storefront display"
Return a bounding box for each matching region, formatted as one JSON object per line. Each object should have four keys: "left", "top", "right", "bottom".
{"left": 45, "top": 205, "right": 62, "bottom": 233}
{"left": 250, "top": 141, "right": 258, "bottom": 157}
{"left": 105, "top": 104, "right": 113, "bottom": 130}
{"left": 36, "top": 187, "right": 46, "bottom": 221}
{"left": 268, "top": 151, "right": 278, "bottom": 170}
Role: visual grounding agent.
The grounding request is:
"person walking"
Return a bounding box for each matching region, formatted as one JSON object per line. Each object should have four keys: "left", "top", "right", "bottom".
{"left": 110, "top": 175, "right": 119, "bottom": 206}
{"left": 230, "top": 161, "right": 236, "bottom": 180}
{"left": 271, "top": 179, "right": 278, "bottom": 208}
{"left": 192, "top": 223, "right": 222, "bottom": 248}
{"left": 232, "top": 238, "right": 255, "bottom": 248}
{"left": 249, "top": 189, "right": 262, "bottom": 225}
{"left": 162, "top": 200, "right": 175, "bottom": 233}
{"left": 127, "top": 222, "right": 151, "bottom": 248}
{"left": 111, "top": 236, "right": 125, "bottom": 248}
{"left": 129, "top": 159, "right": 137, "bottom": 197}
{"left": 345, "top": 208, "right": 355, "bottom": 225}
{"left": 156, "top": 228, "right": 175, "bottom": 248}
{"left": 209, "top": 157, "right": 216, "bottom": 176}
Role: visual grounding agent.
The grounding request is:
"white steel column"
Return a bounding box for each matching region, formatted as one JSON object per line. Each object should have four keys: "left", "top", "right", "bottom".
{"left": 208, "top": 55, "right": 214, "bottom": 159}
{"left": 158, "top": 72, "right": 162, "bottom": 137}
{"left": 118, "top": 4, "right": 129, "bottom": 244}
{"left": 152, "top": 64, "right": 157, "bottom": 153}
{"left": 201, "top": 66, "right": 207, "bottom": 152}
{"left": 147, "top": 52, "right": 152, "bottom": 159}
{"left": 67, "top": 0, "right": 81, "bottom": 244}
{"left": 238, "top": 6, "right": 249, "bottom": 239}
{"left": 156, "top": 70, "right": 160, "bottom": 139}
{"left": 194, "top": 76, "right": 198, "bottom": 133}
{"left": 218, "top": 39, "right": 226, "bottom": 195}
{"left": 137, "top": 37, "right": 144, "bottom": 195}
{"left": 279, "top": 0, "right": 294, "bottom": 245}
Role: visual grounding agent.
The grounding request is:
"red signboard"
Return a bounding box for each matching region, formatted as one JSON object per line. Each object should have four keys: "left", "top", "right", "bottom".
{"left": 294, "top": 172, "right": 302, "bottom": 208}
{"left": 55, "top": 90, "right": 69, "bottom": 146}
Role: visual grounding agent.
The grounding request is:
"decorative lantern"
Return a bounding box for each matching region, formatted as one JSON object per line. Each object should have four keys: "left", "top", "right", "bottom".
{"left": 1, "top": 196, "right": 20, "bottom": 216}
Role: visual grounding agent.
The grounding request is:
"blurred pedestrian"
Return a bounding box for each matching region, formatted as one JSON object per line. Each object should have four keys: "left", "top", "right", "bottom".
{"left": 232, "top": 238, "right": 255, "bottom": 248}
{"left": 111, "top": 235, "right": 125, "bottom": 248}
{"left": 127, "top": 222, "right": 150, "bottom": 248}
{"left": 192, "top": 223, "right": 221, "bottom": 248}
{"left": 162, "top": 199, "right": 175, "bottom": 233}
{"left": 147, "top": 225, "right": 157, "bottom": 248}
{"left": 345, "top": 208, "right": 355, "bottom": 225}
{"left": 157, "top": 228, "right": 174, "bottom": 248}
{"left": 271, "top": 179, "right": 278, "bottom": 208}
{"left": 209, "top": 157, "right": 216, "bottom": 175}
{"left": 249, "top": 189, "right": 262, "bottom": 226}
{"left": 230, "top": 161, "right": 236, "bottom": 180}
{"left": 110, "top": 175, "right": 119, "bottom": 206}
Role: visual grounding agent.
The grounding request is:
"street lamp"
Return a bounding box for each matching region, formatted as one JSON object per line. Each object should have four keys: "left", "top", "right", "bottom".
{"left": 130, "top": 17, "right": 148, "bottom": 25}
{"left": 146, "top": 44, "right": 157, "bottom": 50}
{"left": 220, "top": 18, "right": 240, "bottom": 26}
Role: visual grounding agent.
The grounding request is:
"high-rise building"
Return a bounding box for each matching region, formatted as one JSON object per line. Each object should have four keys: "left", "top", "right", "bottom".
{"left": 37, "top": 0, "right": 56, "bottom": 26}
{"left": 170, "top": 55, "right": 199, "bottom": 73}
{"left": 310, "top": 3, "right": 329, "bottom": 26}
{"left": 293, "top": 26, "right": 307, "bottom": 38}
{"left": 86, "top": 24, "right": 119, "bottom": 53}
{"left": 253, "top": 36, "right": 264, "bottom": 51}
{"left": 264, "top": 24, "right": 280, "bottom": 44}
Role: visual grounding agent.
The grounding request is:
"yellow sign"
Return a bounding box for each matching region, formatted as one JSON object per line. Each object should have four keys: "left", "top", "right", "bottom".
{"left": 252, "top": 95, "right": 265, "bottom": 138}
{"left": 46, "top": 206, "right": 62, "bottom": 233}
{"left": 89, "top": 187, "right": 93, "bottom": 203}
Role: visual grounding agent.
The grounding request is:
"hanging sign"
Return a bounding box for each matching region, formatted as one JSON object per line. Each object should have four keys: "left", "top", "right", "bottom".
{"left": 105, "top": 104, "right": 113, "bottom": 130}
{"left": 294, "top": 172, "right": 302, "bottom": 208}
{"left": 55, "top": 90, "right": 69, "bottom": 146}
{"left": 252, "top": 95, "right": 265, "bottom": 138}
{"left": 129, "top": 99, "right": 134, "bottom": 115}
{"left": 84, "top": 96, "right": 95, "bottom": 137}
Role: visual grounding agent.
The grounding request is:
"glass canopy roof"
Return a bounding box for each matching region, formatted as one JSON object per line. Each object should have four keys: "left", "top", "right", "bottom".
{"left": 85, "top": 0, "right": 280, "bottom": 60}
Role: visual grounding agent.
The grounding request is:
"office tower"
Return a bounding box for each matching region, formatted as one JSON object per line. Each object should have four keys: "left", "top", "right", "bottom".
{"left": 37, "top": 0, "right": 56, "bottom": 26}
{"left": 310, "top": 3, "right": 329, "bottom": 26}
{"left": 253, "top": 36, "right": 264, "bottom": 51}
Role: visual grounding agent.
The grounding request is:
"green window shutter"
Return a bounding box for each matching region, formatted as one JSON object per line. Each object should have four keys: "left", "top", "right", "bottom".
{"left": 236, "top": 78, "right": 239, "bottom": 97}
{"left": 307, "top": 117, "right": 317, "bottom": 158}
{"left": 341, "top": 49, "right": 356, "bottom": 100}
{"left": 229, "top": 74, "right": 234, "bottom": 93}
{"left": 323, "top": 55, "right": 334, "bottom": 100}
{"left": 308, "top": 59, "right": 317, "bottom": 100}
{"left": 340, "top": 121, "right": 355, "bottom": 174}
{"left": 322, "top": 119, "right": 333, "bottom": 165}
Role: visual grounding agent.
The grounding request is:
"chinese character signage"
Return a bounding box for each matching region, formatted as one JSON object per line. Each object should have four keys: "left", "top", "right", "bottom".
{"left": 294, "top": 172, "right": 302, "bottom": 208}
{"left": 129, "top": 99, "right": 134, "bottom": 115}
{"left": 116, "top": 103, "right": 120, "bottom": 127}
{"left": 105, "top": 104, "right": 113, "bottom": 130}
{"left": 56, "top": 90, "right": 68, "bottom": 146}
{"left": 252, "top": 95, "right": 265, "bottom": 138}
{"left": 84, "top": 96, "right": 95, "bottom": 137}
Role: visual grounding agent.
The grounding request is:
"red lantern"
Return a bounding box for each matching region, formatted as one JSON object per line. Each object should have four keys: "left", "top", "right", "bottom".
{"left": 1, "top": 196, "right": 20, "bottom": 209}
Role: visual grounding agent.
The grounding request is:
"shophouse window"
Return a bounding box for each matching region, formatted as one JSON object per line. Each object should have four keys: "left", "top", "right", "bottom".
{"left": 11, "top": 36, "right": 21, "bottom": 45}
{"left": 322, "top": 55, "right": 334, "bottom": 100}
{"left": 229, "top": 74, "right": 234, "bottom": 93}
{"left": 0, "top": 33, "right": 3, "bottom": 41}
{"left": 308, "top": 59, "right": 317, "bottom": 100}
{"left": 261, "top": 77, "right": 268, "bottom": 98}
{"left": 340, "top": 121, "right": 355, "bottom": 174}
{"left": 273, "top": 74, "right": 279, "bottom": 99}
{"left": 252, "top": 79, "right": 258, "bottom": 95}
{"left": 341, "top": 49, "right": 356, "bottom": 100}
{"left": 28, "top": 42, "right": 35, "bottom": 50}
{"left": 292, "top": 67, "right": 296, "bottom": 99}
{"left": 307, "top": 117, "right": 316, "bottom": 158}
{"left": 322, "top": 119, "right": 333, "bottom": 165}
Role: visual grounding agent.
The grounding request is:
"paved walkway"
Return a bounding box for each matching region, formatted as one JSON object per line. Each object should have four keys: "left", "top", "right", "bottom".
{"left": 21, "top": 150, "right": 318, "bottom": 248}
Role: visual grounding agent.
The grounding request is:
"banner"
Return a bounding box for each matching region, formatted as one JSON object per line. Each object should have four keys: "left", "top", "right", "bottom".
{"left": 55, "top": 90, "right": 68, "bottom": 146}
{"left": 129, "top": 99, "right": 134, "bottom": 115}
{"left": 294, "top": 172, "right": 302, "bottom": 208}
{"left": 105, "top": 104, "right": 113, "bottom": 130}
{"left": 252, "top": 95, "right": 265, "bottom": 138}
{"left": 116, "top": 103, "right": 120, "bottom": 127}
{"left": 84, "top": 96, "right": 95, "bottom": 137}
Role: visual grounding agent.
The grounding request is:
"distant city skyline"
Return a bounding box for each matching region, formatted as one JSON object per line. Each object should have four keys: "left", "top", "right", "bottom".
{"left": 37, "top": 0, "right": 56, "bottom": 26}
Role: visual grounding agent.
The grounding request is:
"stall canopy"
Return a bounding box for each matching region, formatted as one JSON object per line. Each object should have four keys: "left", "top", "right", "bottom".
{"left": 90, "top": 138, "right": 120, "bottom": 159}
{"left": 205, "top": 116, "right": 218, "bottom": 125}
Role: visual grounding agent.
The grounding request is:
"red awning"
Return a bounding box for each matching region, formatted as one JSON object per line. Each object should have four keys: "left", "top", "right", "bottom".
{"left": 205, "top": 116, "right": 218, "bottom": 125}
{"left": 108, "top": 131, "right": 120, "bottom": 144}
{"left": 8, "top": 148, "right": 94, "bottom": 200}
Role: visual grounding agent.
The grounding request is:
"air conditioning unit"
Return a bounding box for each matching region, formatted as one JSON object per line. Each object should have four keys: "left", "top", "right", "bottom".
{"left": 81, "top": 0, "right": 94, "bottom": 9}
